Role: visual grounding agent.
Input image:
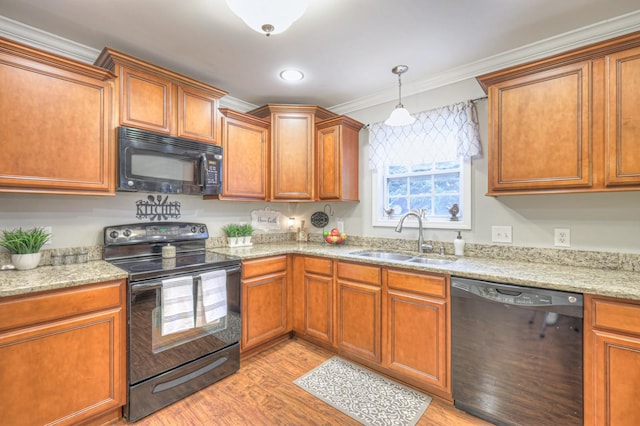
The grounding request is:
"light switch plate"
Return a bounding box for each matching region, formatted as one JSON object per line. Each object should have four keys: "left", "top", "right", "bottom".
{"left": 554, "top": 228, "right": 571, "bottom": 247}
{"left": 491, "top": 226, "right": 512, "bottom": 243}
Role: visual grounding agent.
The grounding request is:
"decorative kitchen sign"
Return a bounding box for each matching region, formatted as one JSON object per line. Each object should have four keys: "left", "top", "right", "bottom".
{"left": 136, "top": 195, "right": 181, "bottom": 221}
{"left": 251, "top": 207, "right": 281, "bottom": 231}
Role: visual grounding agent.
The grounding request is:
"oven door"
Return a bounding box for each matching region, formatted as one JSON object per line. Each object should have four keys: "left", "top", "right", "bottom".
{"left": 128, "top": 265, "right": 241, "bottom": 385}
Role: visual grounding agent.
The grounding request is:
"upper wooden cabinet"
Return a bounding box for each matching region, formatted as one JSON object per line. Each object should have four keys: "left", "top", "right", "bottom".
{"left": 606, "top": 46, "right": 640, "bottom": 187}
{"left": 248, "top": 104, "right": 337, "bottom": 201}
{"left": 477, "top": 30, "right": 640, "bottom": 195}
{"left": 0, "top": 37, "right": 115, "bottom": 195}
{"left": 316, "top": 116, "right": 363, "bottom": 201}
{"left": 218, "top": 108, "right": 270, "bottom": 200}
{"left": 95, "top": 47, "right": 227, "bottom": 144}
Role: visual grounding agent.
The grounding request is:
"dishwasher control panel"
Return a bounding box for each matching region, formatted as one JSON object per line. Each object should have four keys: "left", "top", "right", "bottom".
{"left": 452, "top": 278, "right": 583, "bottom": 310}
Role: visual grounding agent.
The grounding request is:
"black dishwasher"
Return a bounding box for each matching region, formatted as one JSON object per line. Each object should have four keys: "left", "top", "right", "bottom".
{"left": 451, "top": 277, "right": 583, "bottom": 426}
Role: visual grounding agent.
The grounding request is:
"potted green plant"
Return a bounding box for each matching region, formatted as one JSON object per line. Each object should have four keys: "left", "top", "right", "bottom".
{"left": 239, "top": 223, "right": 254, "bottom": 246}
{"left": 0, "top": 227, "right": 51, "bottom": 270}
{"left": 222, "top": 224, "right": 241, "bottom": 247}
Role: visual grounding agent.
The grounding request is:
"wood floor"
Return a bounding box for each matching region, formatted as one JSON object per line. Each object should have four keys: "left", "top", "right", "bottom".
{"left": 110, "top": 337, "right": 491, "bottom": 425}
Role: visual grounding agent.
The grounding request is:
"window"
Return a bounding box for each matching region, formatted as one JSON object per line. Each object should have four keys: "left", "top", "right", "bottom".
{"left": 369, "top": 101, "right": 481, "bottom": 230}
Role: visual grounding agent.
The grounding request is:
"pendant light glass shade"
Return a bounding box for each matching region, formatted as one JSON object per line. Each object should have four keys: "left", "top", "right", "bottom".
{"left": 385, "top": 106, "right": 415, "bottom": 126}
{"left": 385, "top": 65, "right": 415, "bottom": 127}
{"left": 226, "top": 0, "right": 310, "bottom": 36}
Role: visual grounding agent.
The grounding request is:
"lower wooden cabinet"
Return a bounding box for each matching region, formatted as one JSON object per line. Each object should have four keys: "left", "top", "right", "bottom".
{"left": 241, "top": 255, "right": 290, "bottom": 352}
{"left": 292, "top": 256, "right": 334, "bottom": 345}
{"left": 336, "top": 261, "right": 382, "bottom": 363}
{"left": 0, "top": 280, "right": 126, "bottom": 426}
{"left": 383, "top": 269, "right": 450, "bottom": 397}
{"left": 291, "top": 256, "right": 451, "bottom": 398}
{"left": 584, "top": 294, "right": 640, "bottom": 426}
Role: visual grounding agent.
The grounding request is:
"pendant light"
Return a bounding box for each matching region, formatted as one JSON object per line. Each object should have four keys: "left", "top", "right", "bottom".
{"left": 225, "top": 0, "right": 310, "bottom": 36}
{"left": 385, "top": 65, "right": 415, "bottom": 127}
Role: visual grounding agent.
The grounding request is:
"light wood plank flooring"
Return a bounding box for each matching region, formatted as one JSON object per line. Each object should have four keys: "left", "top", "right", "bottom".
{"left": 111, "top": 337, "right": 490, "bottom": 425}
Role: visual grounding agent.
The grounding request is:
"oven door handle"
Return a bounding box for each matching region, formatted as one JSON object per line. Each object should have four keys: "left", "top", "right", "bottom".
{"left": 130, "top": 266, "right": 241, "bottom": 293}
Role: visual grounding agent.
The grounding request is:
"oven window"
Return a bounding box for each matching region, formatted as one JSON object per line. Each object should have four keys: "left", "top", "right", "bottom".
{"left": 152, "top": 306, "right": 228, "bottom": 354}
{"left": 131, "top": 152, "right": 195, "bottom": 181}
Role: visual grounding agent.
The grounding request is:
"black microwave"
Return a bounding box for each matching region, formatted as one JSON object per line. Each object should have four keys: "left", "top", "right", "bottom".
{"left": 117, "top": 126, "right": 222, "bottom": 195}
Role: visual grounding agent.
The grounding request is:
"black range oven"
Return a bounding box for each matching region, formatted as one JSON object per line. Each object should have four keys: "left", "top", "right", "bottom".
{"left": 104, "top": 222, "right": 241, "bottom": 422}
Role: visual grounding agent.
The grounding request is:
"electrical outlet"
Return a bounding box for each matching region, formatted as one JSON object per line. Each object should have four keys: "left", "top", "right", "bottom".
{"left": 554, "top": 228, "right": 571, "bottom": 247}
{"left": 44, "top": 226, "right": 52, "bottom": 245}
{"left": 491, "top": 225, "right": 512, "bottom": 243}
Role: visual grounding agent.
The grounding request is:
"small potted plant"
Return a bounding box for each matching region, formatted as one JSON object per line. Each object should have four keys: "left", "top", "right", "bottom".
{"left": 0, "top": 227, "right": 51, "bottom": 270}
{"left": 239, "top": 223, "right": 254, "bottom": 246}
{"left": 222, "top": 224, "right": 241, "bottom": 247}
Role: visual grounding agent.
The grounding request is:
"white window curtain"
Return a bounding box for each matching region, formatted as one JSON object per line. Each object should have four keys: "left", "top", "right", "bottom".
{"left": 368, "top": 100, "right": 482, "bottom": 171}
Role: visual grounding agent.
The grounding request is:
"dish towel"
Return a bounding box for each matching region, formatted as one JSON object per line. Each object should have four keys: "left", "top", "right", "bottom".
{"left": 161, "top": 275, "right": 195, "bottom": 336}
{"left": 196, "top": 270, "right": 227, "bottom": 326}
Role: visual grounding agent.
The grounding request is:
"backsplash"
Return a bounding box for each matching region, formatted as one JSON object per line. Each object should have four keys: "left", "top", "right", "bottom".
{"left": 2, "top": 232, "right": 638, "bottom": 272}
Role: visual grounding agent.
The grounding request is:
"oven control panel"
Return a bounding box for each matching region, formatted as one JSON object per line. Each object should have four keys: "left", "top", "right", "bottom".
{"left": 104, "top": 222, "right": 209, "bottom": 245}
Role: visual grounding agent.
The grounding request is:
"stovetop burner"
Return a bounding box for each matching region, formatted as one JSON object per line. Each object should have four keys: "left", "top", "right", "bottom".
{"left": 103, "top": 222, "right": 241, "bottom": 281}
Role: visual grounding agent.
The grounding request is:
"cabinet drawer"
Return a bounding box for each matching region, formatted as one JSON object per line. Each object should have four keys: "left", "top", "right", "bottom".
{"left": 304, "top": 257, "right": 333, "bottom": 276}
{"left": 387, "top": 269, "right": 447, "bottom": 298}
{"left": 0, "top": 280, "right": 124, "bottom": 332}
{"left": 591, "top": 297, "right": 640, "bottom": 335}
{"left": 337, "top": 262, "right": 380, "bottom": 286}
{"left": 242, "top": 255, "right": 288, "bottom": 279}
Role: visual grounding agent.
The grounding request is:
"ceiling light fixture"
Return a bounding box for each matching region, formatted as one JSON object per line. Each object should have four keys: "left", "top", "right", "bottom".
{"left": 280, "top": 69, "right": 304, "bottom": 81}
{"left": 384, "top": 65, "right": 415, "bottom": 127}
{"left": 225, "top": 0, "right": 310, "bottom": 37}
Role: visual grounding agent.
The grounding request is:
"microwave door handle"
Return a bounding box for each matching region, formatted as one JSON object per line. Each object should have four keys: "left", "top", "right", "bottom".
{"left": 198, "top": 153, "right": 207, "bottom": 191}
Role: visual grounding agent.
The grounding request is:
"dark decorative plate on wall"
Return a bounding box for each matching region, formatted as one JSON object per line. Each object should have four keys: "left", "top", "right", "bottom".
{"left": 310, "top": 211, "right": 329, "bottom": 228}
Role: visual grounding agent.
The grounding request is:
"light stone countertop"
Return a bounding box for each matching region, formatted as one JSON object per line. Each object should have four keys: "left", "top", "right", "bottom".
{"left": 1, "top": 242, "right": 639, "bottom": 301}
{"left": 0, "top": 261, "right": 128, "bottom": 298}
{"left": 213, "top": 242, "right": 640, "bottom": 301}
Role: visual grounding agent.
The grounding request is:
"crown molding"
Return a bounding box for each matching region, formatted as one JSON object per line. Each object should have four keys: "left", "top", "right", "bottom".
{"left": 2, "top": 12, "right": 640, "bottom": 116}
{"left": 0, "top": 15, "right": 99, "bottom": 63}
{"left": 329, "top": 10, "right": 640, "bottom": 115}
{"left": 0, "top": 15, "right": 257, "bottom": 113}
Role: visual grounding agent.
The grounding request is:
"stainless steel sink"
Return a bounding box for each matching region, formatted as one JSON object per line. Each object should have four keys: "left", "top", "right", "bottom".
{"left": 350, "top": 250, "right": 456, "bottom": 265}
{"left": 349, "top": 251, "right": 415, "bottom": 261}
{"left": 406, "top": 257, "right": 454, "bottom": 265}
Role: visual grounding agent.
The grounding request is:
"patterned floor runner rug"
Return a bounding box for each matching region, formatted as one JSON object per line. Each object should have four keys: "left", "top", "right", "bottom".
{"left": 294, "top": 356, "right": 431, "bottom": 426}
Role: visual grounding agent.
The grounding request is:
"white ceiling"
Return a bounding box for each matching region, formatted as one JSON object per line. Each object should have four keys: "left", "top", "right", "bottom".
{"left": 1, "top": 0, "right": 639, "bottom": 113}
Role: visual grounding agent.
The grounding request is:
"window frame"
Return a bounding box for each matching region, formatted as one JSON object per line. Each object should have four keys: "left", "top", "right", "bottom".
{"left": 371, "top": 157, "right": 472, "bottom": 230}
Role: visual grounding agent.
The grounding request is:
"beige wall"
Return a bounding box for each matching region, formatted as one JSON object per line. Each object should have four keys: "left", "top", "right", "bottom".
{"left": 2, "top": 77, "right": 639, "bottom": 254}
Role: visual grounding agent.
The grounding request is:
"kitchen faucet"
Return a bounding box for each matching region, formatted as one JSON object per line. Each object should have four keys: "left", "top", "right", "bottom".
{"left": 394, "top": 209, "right": 433, "bottom": 253}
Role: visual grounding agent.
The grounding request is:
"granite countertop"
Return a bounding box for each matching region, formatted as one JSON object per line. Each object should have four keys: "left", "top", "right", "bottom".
{"left": 2, "top": 242, "right": 639, "bottom": 301}
{"left": 0, "top": 261, "right": 128, "bottom": 298}
{"left": 213, "top": 242, "right": 640, "bottom": 301}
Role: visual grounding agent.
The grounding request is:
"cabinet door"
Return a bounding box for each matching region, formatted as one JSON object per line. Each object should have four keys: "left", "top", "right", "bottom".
{"left": 0, "top": 40, "right": 115, "bottom": 195}
{"left": 177, "top": 85, "right": 219, "bottom": 143}
{"left": 271, "top": 111, "right": 314, "bottom": 200}
{"left": 336, "top": 280, "right": 381, "bottom": 363}
{"left": 589, "top": 331, "right": 640, "bottom": 426}
{"left": 302, "top": 267, "right": 334, "bottom": 344}
{"left": 316, "top": 116, "right": 361, "bottom": 201}
{"left": 0, "top": 309, "right": 124, "bottom": 425}
{"left": 487, "top": 61, "right": 592, "bottom": 194}
{"left": 606, "top": 46, "right": 640, "bottom": 187}
{"left": 242, "top": 256, "right": 289, "bottom": 352}
{"left": 385, "top": 290, "right": 447, "bottom": 389}
{"left": 316, "top": 124, "right": 342, "bottom": 200}
{"left": 120, "top": 66, "right": 173, "bottom": 134}
{"left": 220, "top": 109, "right": 269, "bottom": 200}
